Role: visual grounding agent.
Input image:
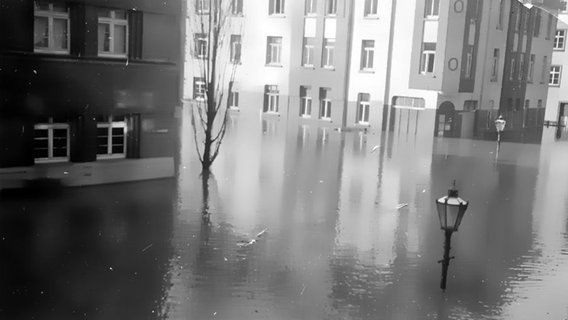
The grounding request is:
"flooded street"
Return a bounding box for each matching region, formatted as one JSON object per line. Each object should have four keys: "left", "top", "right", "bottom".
{"left": 2, "top": 110, "right": 568, "bottom": 320}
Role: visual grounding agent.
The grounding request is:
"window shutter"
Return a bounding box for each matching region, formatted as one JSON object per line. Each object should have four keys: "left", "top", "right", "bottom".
{"left": 128, "top": 10, "right": 143, "bottom": 60}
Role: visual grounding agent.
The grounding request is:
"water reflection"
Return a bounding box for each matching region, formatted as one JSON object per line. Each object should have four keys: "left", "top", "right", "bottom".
{"left": 2, "top": 109, "right": 568, "bottom": 319}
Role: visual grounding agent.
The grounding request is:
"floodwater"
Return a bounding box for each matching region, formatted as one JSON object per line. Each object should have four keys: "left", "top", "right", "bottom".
{"left": 1, "top": 110, "right": 568, "bottom": 320}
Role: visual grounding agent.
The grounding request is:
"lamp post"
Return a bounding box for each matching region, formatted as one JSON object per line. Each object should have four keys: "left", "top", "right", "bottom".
{"left": 435, "top": 181, "right": 469, "bottom": 291}
{"left": 494, "top": 115, "right": 506, "bottom": 146}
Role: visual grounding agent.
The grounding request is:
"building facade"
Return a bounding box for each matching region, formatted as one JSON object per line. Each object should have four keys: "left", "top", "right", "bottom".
{"left": 545, "top": 0, "right": 568, "bottom": 139}
{"left": 183, "top": 0, "right": 556, "bottom": 142}
{"left": 0, "top": 0, "right": 183, "bottom": 189}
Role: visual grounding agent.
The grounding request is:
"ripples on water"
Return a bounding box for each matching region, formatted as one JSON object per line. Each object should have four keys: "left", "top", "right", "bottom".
{"left": 1, "top": 113, "right": 568, "bottom": 319}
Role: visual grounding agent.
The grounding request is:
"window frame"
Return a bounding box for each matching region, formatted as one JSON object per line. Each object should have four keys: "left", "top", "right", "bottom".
{"left": 305, "top": 0, "right": 317, "bottom": 16}
{"left": 266, "top": 85, "right": 280, "bottom": 113}
{"left": 98, "top": 9, "right": 129, "bottom": 58}
{"left": 196, "top": 0, "right": 210, "bottom": 14}
{"left": 231, "top": 0, "right": 243, "bottom": 15}
{"left": 322, "top": 38, "right": 336, "bottom": 69}
{"left": 325, "top": 0, "right": 337, "bottom": 16}
{"left": 34, "top": 120, "right": 70, "bottom": 163}
{"left": 420, "top": 43, "right": 436, "bottom": 74}
{"left": 195, "top": 33, "right": 209, "bottom": 59}
{"left": 300, "top": 86, "right": 312, "bottom": 118}
{"left": 360, "top": 40, "right": 375, "bottom": 71}
{"left": 33, "top": 1, "right": 70, "bottom": 54}
{"left": 96, "top": 116, "right": 127, "bottom": 160}
{"left": 319, "top": 88, "right": 332, "bottom": 120}
{"left": 549, "top": 65, "right": 562, "bottom": 86}
{"left": 230, "top": 34, "right": 242, "bottom": 63}
{"left": 194, "top": 77, "right": 207, "bottom": 100}
{"left": 357, "top": 93, "right": 371, "bottom": 125}
{"left": 302, "top": 37, "right": 315, "bottom": 67}
{"left": 269, "top": 0, "right": 285, "bottom": 16}
{"left": 364, "top": 0, "right": 378, "bottom": 17}
{"left": 266, "top": 36, "right": 283, "bottom": 66}
{"left": 528, "top": 54, "right": 535, "bottom": 83}
{"left": 424, "top": 0, "right": 440, "bottom": 19}
{"left": 490, "top": 48, "right": 500, "bottom": 82}
{"left": 554, "top": 29, "right": 566, "bottom": 51}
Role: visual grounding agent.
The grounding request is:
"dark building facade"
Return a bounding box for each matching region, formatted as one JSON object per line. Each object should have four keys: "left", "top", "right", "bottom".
{"left": 0, "top": 0, "right": 182, "bottom": 188}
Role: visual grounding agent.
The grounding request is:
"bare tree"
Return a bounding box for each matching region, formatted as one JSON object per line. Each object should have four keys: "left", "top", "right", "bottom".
{"left": 187, "top": 0, "right": 242, "bottom": 173}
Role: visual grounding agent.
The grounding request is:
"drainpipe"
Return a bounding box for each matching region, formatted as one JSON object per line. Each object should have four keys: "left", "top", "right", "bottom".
{"left": 341, "top": 0, "right": 356, "bottom": 129}
{"left": 383, "top": 0, "right": 398, "bottom": 132}
{"left": 478, "top": 0, "right": 493, "bottom": 136}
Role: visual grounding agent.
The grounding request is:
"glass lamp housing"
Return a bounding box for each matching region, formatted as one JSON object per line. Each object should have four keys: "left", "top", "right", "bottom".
{"left": 436, "top": 188, "right": 469, "bottom": 232}
{"left": 495, "top": 116, "right": 506, "bottom": 132}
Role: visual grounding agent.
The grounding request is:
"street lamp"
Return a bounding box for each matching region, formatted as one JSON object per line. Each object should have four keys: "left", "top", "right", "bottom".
{"left": 435, "top": 181, "right": 469, "bottom": 290}
{"left": 494, "top": 115, "right": 506, "bottom": 145}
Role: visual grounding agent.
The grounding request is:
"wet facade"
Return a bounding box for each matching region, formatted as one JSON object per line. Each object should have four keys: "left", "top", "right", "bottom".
{"left": 0, "top": 0, "right": 183, "bottom": 189}
{"left": 184, "top": 0, "right": 556, "bottom": 143}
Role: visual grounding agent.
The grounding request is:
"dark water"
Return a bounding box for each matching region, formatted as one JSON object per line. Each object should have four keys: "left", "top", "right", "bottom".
{"left": 1, "top": 110, "right": 568, "bottom": 320}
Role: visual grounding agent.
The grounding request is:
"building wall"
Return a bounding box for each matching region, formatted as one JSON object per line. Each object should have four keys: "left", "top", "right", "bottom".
{"left": 545, "top": 11, "right": 568, "bottom": 124}
{"left": 0, "top": 0, "right": 182, "bottom": 169}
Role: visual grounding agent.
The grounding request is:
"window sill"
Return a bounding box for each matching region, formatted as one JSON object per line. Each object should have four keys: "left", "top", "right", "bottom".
{"left": 34, "top": 158, "right": 70, "bottom": 164}
{"left": 229, "top": 107, "right": 240, "bottom": 111}
{"left": 302, "top": 65, "right": 315, "bottom": 69}
{"left": 319, "top": 118, "right": 332, "bottom": 122}
{"left": 549, "top": 84, "right": 561, "bottom": 87}
{"left": 34, "top": 48, "right": 70, "bottom": 55}
{"left": 356, "top": 122, "right": 370, "bottom": 126}
{"left": 305, "top": 13, "right": 317, "bottom": 17}
{"left": 231, "top": 61, "right": 242, "bottom": 65}
{"left": 268, "top": 14, "right": 286, "bottom": 18}
{"left": 359, "top": 69, "right": 375, "bottom": 74}
{"left": 231, "top": 13, "right": 244, "bottom": 17}
{"left": 424, "top": 16, "right": 439, "bottom": 21}
{"left": 263, "top": 111, "right": 280, "bottom": 117}
{"left": 265, "top": 63, "right": 283, "bottom": 68}
{"left": 322, "top": 66, "right": 335, "bottom": 71}
{"left": 363, "top": 15, "right": 379, "bottom": 20}
{"left": 98, "top": 52, "right": 128, "bottom": 59}
{"left": 97, "top": 154, "right": 126, "bottom": 160}
{"left": 300, "top": 115, "right": 311, "bottom": 119}
{"left": 553, "top": 48, "right": 566, "bottom": 51}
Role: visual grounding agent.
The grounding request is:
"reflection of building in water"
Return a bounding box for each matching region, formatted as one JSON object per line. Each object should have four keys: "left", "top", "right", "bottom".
{"left": 545, "top": 2, "right": 568, "bottom": 141}
{"left": 181, "top": 0, "right": 556, "bottom": 143}
{"left": 0, "top": 0, "right": 183, "bottom": 189}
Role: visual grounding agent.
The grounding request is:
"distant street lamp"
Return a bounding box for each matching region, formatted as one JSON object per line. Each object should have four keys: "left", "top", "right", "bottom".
{"left": 435, "top": 181, "right": 469, "bottom": 291}
{"left": 494, "top": 115, "right": 506, "bottom": 146}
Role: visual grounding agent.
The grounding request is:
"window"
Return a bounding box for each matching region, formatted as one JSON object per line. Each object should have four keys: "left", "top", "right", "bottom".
{"left": 392, "top": 96, "right": 425, "bottom": 109}
{"left": 264, "top": 85, "right": 279, "bottom": 113}
{"left": 509, "top": 56, "right": 516, "bottom": 80}
{"left": 518, "top": 54, "right": 524, "bottom": 80}
{"left": 420, "top": 42, "right": 436, "bottom": 74}
{"left": 231, "top": 0, "right": 243, "bottom": 15}
{"left": 266, "top": 36, "right": 282, "bottom": 65}
{"left": 302, "top": 37, "right": 316, "bottom": 67}
{"left": 554, "top": 30, "right": 566, "bottom": 50}
{"left": 541, "top": 56, "right": 548, "bottom": 83}
{"left": 464, "top": 100, "right": 477, "bottom": 112}
{"left": 562, "top": 1, "right": 567, "bottom": 13}
{"left": 357, "top": 93, "right": 370, "bottom": 124}
{"left": 497, "top": 0, "right": 504, "bottom": 30}
{"left": 305, "top": 0, "right": 317, "bottom": 15}
{"left": 514, "top": 10, "right": 520, "bottom": 32}
{"left": 230, "top": 35, "right": 241, "bottom": 63}
{"left": 97, "top": 116, "right": 126, "bottom": 159}
{"left": 34, "top": 119, "right": 69, "bottom": 163}
{"left": 465, "top": 51, "right": 473, "bottom": 79}
{"left": 228, "top": 81, "right": 239, "bottom": 109}
{"left": 491, "top": 49, "right": 500, "bottom": 81}
{"left": 319, "top": 88, "right": 331, "bottom": 120}
{"left": 194, "top": 77, "right": 206, "bottom": 100}
{"left": 364, "top": 0, "right": 378, "bottom": 17}
{"left": 196, "top": 0, "right": 210, "bottom": 14}
{"left": 360, "top": 40, "right": 375, "bottom": 71}
{"left": 98, "top": 9, "right": 128, "bottom": 57}
{"left": 549, "top": 65, "right": 561, "bottom": 86}
{"left": 534, "top": 11, "right": 541, "bottom": 37}
{"left": 537, "top": 99, "right": 543, "bottom": 108}
{"left": 322, "top": 38, "right": 335, "bottom": 68}
{"left": 300, "top": 86, "right": 312, "bottom": 117}
{"left": 269, "top": 0, "right": 285, "bottom": 15}
{"left": 195, "top": 33, "right": 208, "bottom": 59}
{"left": 528, "top": 54, "right": 535, "bottom": 82}
{"left": 34, "top": 1, "right": 69, "bottom": 53}
{"left": 325, "top": 0, "right": 337, "bottom": 15}
{"left": 424, "top": 0, "right": 440, "bottom": 18}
